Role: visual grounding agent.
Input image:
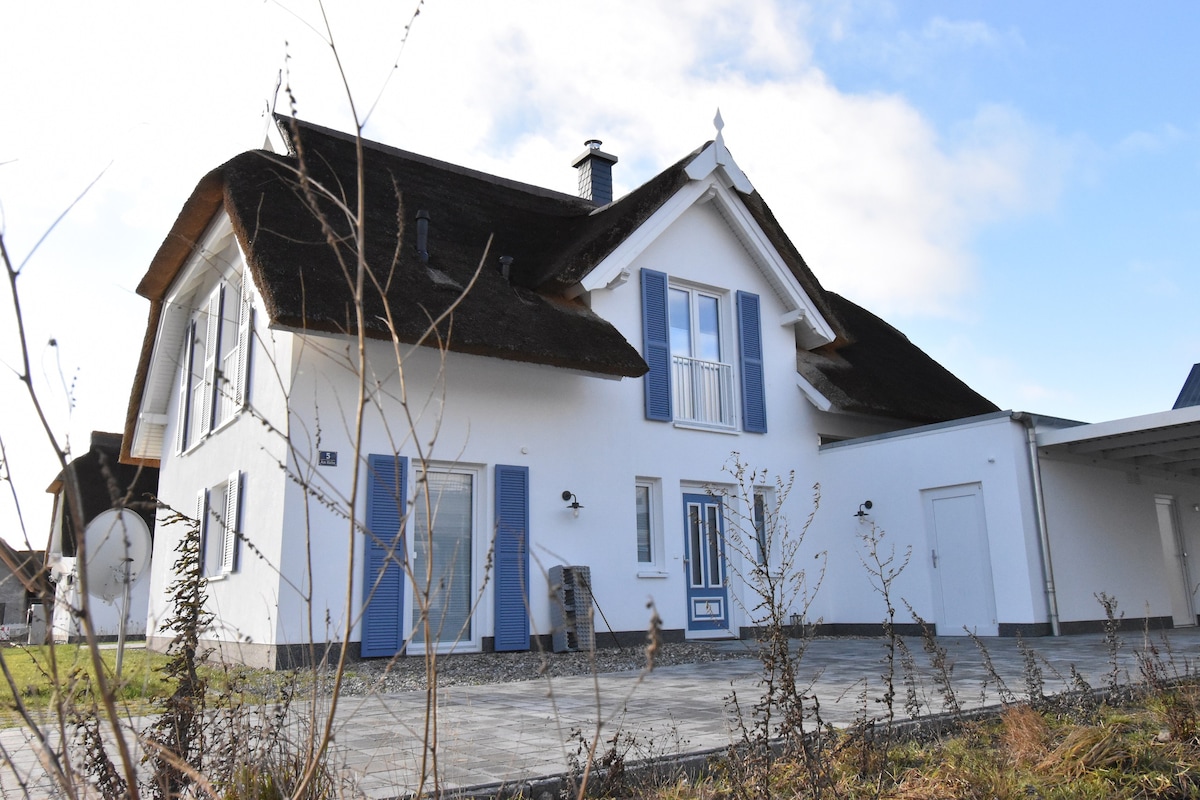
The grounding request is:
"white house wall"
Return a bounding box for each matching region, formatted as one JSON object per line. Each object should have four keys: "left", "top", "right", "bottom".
{"left": 1037, "top": 457, "right": 1200, "bottom": 628}
{"left": 146, "top": 280, "right": 295, "bottom": 665}
{"left": 816, "top": 415, "right": 1047, "bottom": 633}
{"left": 270, "top": 199, "right": 881, "bottom": 654}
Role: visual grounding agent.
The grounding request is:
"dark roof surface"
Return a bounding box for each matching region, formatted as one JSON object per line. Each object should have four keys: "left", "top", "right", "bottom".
{"left": 220, "top": 118, "right": 649, "bottom": 378}
{"left": 1174, "top": 364, "right": 1200, "bottom": 409}
{"left": 798, "top": 293, "right": 999, "bottom": 424}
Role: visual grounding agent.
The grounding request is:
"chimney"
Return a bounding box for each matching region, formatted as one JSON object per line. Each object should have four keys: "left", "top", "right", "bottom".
{"left": 571, "top": 139, "right": 618, "bottom": 205}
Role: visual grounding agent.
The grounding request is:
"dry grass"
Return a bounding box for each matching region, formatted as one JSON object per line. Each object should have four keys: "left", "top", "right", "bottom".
{"left": 1037, "top": 722, "right": 1131, "bottom": 777}
{"left": 999, "top": 703, "right": 1050, "bottom": 766}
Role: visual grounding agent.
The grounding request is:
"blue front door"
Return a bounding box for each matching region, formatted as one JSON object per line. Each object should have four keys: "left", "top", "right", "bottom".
{"left": 682, "top": 493, "right": 730, "bottom": 634}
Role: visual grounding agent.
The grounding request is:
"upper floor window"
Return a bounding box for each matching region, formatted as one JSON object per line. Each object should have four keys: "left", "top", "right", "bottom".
{"left": 177, "top": 274, "right": 253, "bottom": 453}
{"left": 641, "top": 269, "right": 766, "bottom": 433}
{"left": 669, "top": 286, "right": 735, "bottom": 428}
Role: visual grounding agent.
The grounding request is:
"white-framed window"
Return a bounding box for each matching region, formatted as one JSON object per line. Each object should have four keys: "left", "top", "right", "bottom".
{"left": 669, "top": 284, "right": 736, "bottom": 428}
{"left": 176, "top": 268, "right": 253, "bottom": 453}
{"left": 411, "top": 466, "right": 480, "bottom": 651}
{"left": 643, "top": 269, "right": 766, "bottom": 433}
{"left": 635, "top": 478, "right": 666, "bottom": 575}
{"left": 196, "top": 471, "right": 242, "bottom": 577}
{"left": 636, "top": 484, "right": 654, "bottom": 563}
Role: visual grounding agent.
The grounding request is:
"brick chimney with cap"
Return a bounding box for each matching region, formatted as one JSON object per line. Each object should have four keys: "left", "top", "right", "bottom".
{"left": 571, "top": 139, "right": 618, "bottom": 205}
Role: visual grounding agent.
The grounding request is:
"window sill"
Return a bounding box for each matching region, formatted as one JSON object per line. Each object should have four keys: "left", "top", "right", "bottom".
{"left": 637, "top": 570, "right": 669, "bottom": 579}
{"left": 672, "top": 421, "right": 740, "bottom": 435}
{"left": 211, "top": 411, "right": 242, "bottom": 436}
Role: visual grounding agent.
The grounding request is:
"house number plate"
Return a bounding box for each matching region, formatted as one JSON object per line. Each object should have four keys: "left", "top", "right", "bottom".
{"left": 319, "top": 451, "right": 338, "bottom": 467}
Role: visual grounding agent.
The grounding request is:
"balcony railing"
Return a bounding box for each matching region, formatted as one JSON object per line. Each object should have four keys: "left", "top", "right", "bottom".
{"left": 672, "top": 355, "right": 736, "bottom": 428}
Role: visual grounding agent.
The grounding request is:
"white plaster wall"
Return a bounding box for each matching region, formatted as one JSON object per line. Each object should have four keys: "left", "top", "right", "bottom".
{"left": 145, "top": 285, "right": 294, "bottom": 658}
{"left": 815, "top": 415, "right": 1046, "bottom": 630}
{"left": 1038, "top": 458, "right": 1200, "bottom": 625}
{"left": 270, "top": 200, "right": 858, "bottom": 648}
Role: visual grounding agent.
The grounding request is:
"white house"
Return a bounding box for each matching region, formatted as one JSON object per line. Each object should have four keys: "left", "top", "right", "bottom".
{"left": 120, "top": 116, "right": 1193, "bottom": 669}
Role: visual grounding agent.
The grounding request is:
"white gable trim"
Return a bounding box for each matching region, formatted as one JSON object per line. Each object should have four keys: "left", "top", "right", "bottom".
{"left": 582, "top": 148, "right": 835, "bottom": 349}
{"left": 684, "top": 140, "right": 753, "bottom": 193}
{"left": 796, "top": 374, "right": 834, "bottom": 412}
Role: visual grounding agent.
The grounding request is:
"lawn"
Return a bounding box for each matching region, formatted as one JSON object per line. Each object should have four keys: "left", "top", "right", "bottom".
{"left": 0, "top": 644, "right": 173, "bottom": 724}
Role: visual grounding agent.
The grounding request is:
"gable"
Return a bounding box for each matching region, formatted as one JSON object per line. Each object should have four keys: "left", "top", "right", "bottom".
{"left": 579, "top": 143, "right": 837, "bottom": 351}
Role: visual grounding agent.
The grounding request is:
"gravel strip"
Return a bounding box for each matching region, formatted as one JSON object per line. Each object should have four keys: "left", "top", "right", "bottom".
{"left": 330, "top": 642, "right": 756, "bottom": 696}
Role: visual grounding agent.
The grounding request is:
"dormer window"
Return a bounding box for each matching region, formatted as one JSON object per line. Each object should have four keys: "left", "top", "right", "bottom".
{"left": 641, "top": 268, "right": 766, "bottom": 433}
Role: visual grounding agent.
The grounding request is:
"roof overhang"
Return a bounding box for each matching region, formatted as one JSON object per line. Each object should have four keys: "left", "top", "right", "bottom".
{"left": 1036, "top": 405, "right": 1200, "bottom": 483}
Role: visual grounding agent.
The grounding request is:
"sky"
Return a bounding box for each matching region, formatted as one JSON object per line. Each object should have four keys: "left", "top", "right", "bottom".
{"left": 1, "top": 1, "right": 1198, "bottom": 548}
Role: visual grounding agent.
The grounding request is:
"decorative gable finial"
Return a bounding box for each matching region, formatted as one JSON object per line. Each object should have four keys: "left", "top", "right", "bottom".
{"left": 714, "top": 108, "right": 726, "bottom": 165}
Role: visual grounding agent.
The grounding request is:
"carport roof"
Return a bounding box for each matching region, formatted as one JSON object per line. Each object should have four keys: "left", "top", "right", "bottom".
{"left": 1036, "top": 405, "right": 1200, "bottom": 482}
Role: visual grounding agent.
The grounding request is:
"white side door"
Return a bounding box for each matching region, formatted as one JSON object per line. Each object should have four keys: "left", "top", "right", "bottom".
{"left": 923, "top": 484, "right": 998, "bottom": 636}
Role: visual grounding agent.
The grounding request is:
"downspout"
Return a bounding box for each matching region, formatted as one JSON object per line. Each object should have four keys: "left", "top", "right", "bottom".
{"left": 1014, "top": 412, "right": 1061, "bottom": 636}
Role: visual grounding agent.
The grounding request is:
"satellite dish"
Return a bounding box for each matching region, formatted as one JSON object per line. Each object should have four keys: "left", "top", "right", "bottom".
{"left": 82, "top": 509, "right": 151, "bottom": 603}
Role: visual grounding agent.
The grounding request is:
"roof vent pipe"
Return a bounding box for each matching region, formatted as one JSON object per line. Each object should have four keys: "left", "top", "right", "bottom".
{"left": 571, "top": 139, "right": 618, "bottom": 206}
{"left": 415, "top": 210, "right": 430, "bottom": 263}
{"left": 498, "top": 255, "right": 513, "bottom": 282}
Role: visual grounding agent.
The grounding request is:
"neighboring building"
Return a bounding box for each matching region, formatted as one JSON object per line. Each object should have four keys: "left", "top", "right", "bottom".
{"left": 1174, "top": 364, "right": 1200, "bottom": 409}
{"left": 120, "top": 116, "right": 1196, "bottom": 668}
{"left": 0, "top": 539, "right": 46, "bottom": 629}
{"left": 46, "top": 431, "right": 159, "bottom": 640}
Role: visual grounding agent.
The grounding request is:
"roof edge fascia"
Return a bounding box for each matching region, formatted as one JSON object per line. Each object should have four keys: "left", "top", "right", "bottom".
{"left": 796, "top": 374, "right": 834, "bottom": 412}
{"left": 1036, "top": 404, "right": 1200, "bottom": 448}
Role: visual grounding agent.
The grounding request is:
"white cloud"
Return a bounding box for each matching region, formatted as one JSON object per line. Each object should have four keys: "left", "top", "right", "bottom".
{"left": 920, "top": 16, "right": 1019, "bottom": 50}
{"left": 1117, "top": 123, "right": 1187, "bottom": 154}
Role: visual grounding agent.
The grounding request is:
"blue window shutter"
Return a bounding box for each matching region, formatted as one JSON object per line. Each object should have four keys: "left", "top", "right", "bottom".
{"left": 737, "top": 291, "right": 767, "bottom": 433}
{"left": 641, "top": 269, "right": 672, "bottom": 421}
{"left": 493, "top": 464, "right": 530, "bottom": 652}
{"left": 362, "top": 454, "right": 407, "bottom": 657}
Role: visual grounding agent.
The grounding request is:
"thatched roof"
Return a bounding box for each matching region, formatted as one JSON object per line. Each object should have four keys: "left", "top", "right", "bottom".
{"left": 798, "top": 293, "right": 998, "bottom": 424}
{"left": 123, "top": 118, "right": 997, "bottom": 463}
{"left": 177, "top": 118, "right": 649, "bottom": 378}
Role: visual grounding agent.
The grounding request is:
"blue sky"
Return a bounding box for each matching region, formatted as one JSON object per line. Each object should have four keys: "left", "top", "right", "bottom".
{"left": 1, "top": 1, "right": 1197, "bottom": 547}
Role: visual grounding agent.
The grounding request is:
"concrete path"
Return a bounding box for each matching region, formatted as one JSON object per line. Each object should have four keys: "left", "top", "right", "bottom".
{"left": 3, "top": 628, "right": 1198, "bottom": 799}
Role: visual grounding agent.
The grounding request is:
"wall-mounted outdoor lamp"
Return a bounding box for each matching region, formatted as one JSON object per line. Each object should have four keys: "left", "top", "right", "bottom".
{"left": 562, "top": 491, "right": 584, "bottom": 517}
{"left": 854, "top": 500, "right": 873, "bottom": 519}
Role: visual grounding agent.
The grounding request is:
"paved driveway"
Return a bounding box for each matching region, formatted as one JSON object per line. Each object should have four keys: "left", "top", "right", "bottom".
{"left": 4, "top": 628, "right": 1198, "bottom": 798}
